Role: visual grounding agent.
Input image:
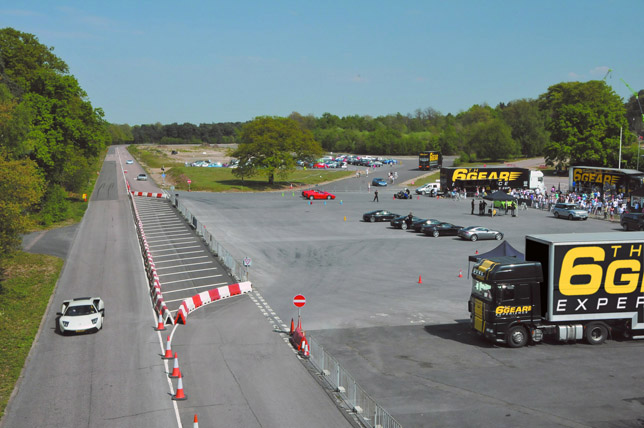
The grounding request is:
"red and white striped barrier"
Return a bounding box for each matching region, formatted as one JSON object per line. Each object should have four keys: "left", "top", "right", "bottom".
{"left": 131, "top": 191, "right": 166, "bottom": 198}
{"left": 175, "top": 282, "right": 252, "bottom": 324}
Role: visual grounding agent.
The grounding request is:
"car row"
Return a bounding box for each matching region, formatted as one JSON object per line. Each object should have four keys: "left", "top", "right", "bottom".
{"left": 363, "top": 210, "right": 504, "bottom": 240}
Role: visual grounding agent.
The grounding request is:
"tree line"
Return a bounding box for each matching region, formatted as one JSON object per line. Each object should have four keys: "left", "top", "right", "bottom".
{"left": 0, "top": 28, "right": 109, "bottom": 253}
{"left": 110, "top": 83, "right": 642, "bottom": 171}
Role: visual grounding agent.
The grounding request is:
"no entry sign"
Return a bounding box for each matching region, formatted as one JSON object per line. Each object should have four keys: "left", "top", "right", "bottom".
{"left": 293, "top": 294, "right": 306, "bottom": 308}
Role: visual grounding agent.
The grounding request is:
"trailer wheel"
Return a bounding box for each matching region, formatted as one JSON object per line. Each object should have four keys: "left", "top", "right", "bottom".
{"left": 585, "top": 323, "right": 608, "bottom": 345}
{"left": 507, "top": 325, "right": 528, "bottom": 348}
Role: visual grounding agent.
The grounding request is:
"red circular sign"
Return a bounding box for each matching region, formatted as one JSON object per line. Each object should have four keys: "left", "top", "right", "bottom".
{"left": 187, "top": 179, "right": 192, "bottom": 184}
{"left": 293, "top": 294, "right": 306, "bottom": 308}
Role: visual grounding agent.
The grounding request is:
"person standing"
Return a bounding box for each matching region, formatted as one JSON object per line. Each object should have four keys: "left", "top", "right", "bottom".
{"left": 471, "top": 198, "right": 475, "bottom": 215}
{"left": 373, "top": 189, "right": 379, "bottom": 202}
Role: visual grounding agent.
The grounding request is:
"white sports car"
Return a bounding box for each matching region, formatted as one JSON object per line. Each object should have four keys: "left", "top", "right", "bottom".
{"left": 58, "top": 297, "right": 104, "bottom": 335}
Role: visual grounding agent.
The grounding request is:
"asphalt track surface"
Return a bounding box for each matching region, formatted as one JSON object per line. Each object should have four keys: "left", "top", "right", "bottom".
{"left": 3, "top": 146, "right": 355, "bottom": 428}
{"left": 177, "top": 163, "right": 644, "bottom": 427}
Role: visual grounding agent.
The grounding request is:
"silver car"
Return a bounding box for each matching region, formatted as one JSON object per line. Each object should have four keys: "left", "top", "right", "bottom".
{"left": 552, "top": 203, "right": 588, "bottom": 220}
{"left": 458, "top": 226, "right": 503, "bottom": 241}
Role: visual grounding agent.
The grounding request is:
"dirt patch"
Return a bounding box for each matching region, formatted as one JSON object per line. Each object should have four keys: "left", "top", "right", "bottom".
{"left": 139, "top": 144, "right": 237, "bottom": 188}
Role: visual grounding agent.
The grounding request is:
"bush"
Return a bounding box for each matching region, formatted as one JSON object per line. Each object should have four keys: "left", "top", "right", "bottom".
{"left": 39, "top": 184, "right": 70, "bottom": 226}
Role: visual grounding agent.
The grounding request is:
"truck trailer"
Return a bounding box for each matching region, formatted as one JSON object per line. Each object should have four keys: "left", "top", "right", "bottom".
{"left": 469, "top": 232, "right": 644, "bottom": 347}
{"left": 440, "top": 166, "right": 545, "bottom": 195}
{"left": 418, "top": 151, "right": 442, "bottom": 171}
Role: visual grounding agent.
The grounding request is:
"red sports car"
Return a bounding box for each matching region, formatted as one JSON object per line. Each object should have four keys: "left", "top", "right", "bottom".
{"left": 302, "top": 189, "right": 336, "bottom": 200}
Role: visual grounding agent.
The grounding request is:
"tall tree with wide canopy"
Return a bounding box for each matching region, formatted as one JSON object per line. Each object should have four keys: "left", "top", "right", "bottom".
{"left": 230, "top": 116, "right": 323, "bottom": 184}
{"left": 0, "top": 28, "right": 109, "bottom": 191}
{"left": 539, "top": 81, "right": 630, "bottom": 169}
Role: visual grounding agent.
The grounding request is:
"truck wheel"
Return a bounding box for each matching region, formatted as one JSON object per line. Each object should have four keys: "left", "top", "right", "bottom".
{"left": 507, "top": 325, "right": 528, "bottom": 348}
{"left": 585, "top": 323, "right": 608, "bottom": 345}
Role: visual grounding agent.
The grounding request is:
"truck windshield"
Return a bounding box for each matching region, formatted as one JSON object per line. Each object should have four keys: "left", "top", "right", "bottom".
{"left": 472, "top": 279, "right": 492, "bottom": 300}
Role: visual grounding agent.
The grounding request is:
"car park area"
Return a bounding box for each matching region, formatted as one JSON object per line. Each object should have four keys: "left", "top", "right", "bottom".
{"left": 177, "top": 188, "right": 643, "bottom": 427}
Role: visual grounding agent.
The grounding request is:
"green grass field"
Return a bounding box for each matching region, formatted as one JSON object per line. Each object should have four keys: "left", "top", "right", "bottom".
{"left": 0, "top": 252, "right": 63, "bottom": 418}
{"left": 167, "top": 166, "right": 354, "bottom": 191}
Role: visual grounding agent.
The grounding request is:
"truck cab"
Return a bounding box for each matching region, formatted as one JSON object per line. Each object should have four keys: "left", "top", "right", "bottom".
{"left": 469, "top": 257, "right": 543, "bottom": 347}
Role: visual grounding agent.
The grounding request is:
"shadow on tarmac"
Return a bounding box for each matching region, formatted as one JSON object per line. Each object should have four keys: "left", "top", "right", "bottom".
{"left": 423, "top": 319, "right": 496, "bottom": 348}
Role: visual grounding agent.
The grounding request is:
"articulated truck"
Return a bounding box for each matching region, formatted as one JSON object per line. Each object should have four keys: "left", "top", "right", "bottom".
{"left": 469, "top": 232, "right": 644, "bottom": 347}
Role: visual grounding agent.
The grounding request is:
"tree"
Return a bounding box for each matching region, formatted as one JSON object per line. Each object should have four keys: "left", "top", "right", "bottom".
{"left": 539, "top": 81, "right": 630, "bottom": 169}
{"left": 467, "top": 119, "right": 519, "bottom": 161}
{"left": 0, "top": 153, "right": 45, "bottom": 253}
{"left": 0, "top": 28, "right": 110, "bottom": 191}
{"left": 499, "top": 99, "right": 549, "bottom": 157}
{"left": 229, "top": 116, "right": 323, "bottom": 184}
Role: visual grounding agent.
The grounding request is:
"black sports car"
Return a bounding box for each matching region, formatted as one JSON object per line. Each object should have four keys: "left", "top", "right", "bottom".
{"left": 421, "top": 222, "right": 463, "bottom": 237}
{"left": 363, "top": 210, "right": 400, "bottom": 223}
{"left": 411, "top": 218, "right": 441, "bottom": 232}
{"left": 390, "top": 215, "right": 422, "bottom": 229}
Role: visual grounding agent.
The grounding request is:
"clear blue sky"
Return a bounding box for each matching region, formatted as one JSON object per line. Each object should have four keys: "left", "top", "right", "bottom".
{"left": 3, "top": 1, "right": 643, "bottom": 125}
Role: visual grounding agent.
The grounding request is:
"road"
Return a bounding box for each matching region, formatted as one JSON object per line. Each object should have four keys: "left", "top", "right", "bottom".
{"left": 176, "top": 160, "right": 644, "bottom": 427}
{"left": 3, "top": 146, "right": 355, "bottom": 428}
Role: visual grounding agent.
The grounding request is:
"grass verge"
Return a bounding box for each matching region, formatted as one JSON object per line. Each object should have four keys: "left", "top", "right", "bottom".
{"left": 0, "top": 252, "right": 63, "bottom": 419}
{"left": 167, "top": 166, "right": 354, "bottom": 192}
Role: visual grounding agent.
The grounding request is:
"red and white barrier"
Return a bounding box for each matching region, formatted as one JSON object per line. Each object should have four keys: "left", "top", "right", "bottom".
{"left": 175, "top": 282, "right": 252, "bottom": 324}
{"left": 131, "top": 191, "right": 166, "bottom": 198}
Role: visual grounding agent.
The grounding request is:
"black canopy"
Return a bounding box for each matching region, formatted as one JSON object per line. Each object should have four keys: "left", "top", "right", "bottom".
{"left": 467, "top": 241, "right": 525, "bottom": 278}
{"left": 468, "top": 240, "right": 524, "bottom": 262}
{"left": 483, "top": 190, "right": 517, "bottom": 202}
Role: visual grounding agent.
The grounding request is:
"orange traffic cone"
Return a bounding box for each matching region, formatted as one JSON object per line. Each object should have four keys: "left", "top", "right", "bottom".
{"left": 301, "top": 338, "right": 310, "bottom": 358}
{"left": 289, "top": 318, "right": 295, "bottom": 335}
{"left": 299, "top": 336, "right": 306, "bottom": 352}
{"left": 172, "top": 376, "right": 187, "bottom": 401}
{"left": 193, "top": 414, "right": 199, "bottom": 428}
{"left": 162, "top": 335, "right": 173, "bottom": 359}
{"left": 154, "top": 313, "right": 166, "bottom": 331}
{"left": 418, "top": 275, "right": 422, "bottom": 284}
{"left": 169, "top": 352, "right": 181, "bottom": 378}
{"left": 458, "top": 270, "right": 463, "bottom": 278}
{"left": 475, "top": 249, "right": 479, "bottom": 255}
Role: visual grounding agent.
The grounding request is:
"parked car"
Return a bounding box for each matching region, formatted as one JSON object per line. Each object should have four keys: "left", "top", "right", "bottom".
{"left": 390, "top": 215, "right": 422, "bottom": 230}
{"left": 57, "top": 297, "right": 104, "bottom": 335}
{"left": 137, "top": 173, "right": 148, "bottom": 181}
{"left": 422, "top": 222, "right": 463, "bottom": 237}
{"left": 411, "top": 218, "right": 441, "bottom": 232}
{"left": 620, "top": 212, "right": 644, "bottom": 230}
{"left": 371, "top": 178, "right": 388, "bottom": 187}
{"left": 363, "top": 210, "right": 400, "bottom": 223}
{"left": 552, "top": 203, "right": 588, "bottom": 220}
{"left": 313, "top": 163, "right": 328, "bottom": 169}
{"left": 415, "top": 182, "right": 442, "bottom": 196}
{"left": 458, "top": 226, "right": 504, "bottom": 241}
{"left": 126, "top": 159, "right": 134, "bottom": 165}
{"left": 301, "top": 189, "right": 336, "bottom": 200}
